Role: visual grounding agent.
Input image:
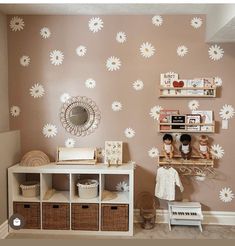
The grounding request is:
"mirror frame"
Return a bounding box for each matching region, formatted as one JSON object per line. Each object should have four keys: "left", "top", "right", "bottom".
{"left": 60, "top": 96, "right": 101, "bottom": 136}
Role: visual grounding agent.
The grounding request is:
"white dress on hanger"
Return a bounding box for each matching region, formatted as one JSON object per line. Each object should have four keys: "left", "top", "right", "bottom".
{"left": 155, "top": 167, "right": 184, "bottom": 201}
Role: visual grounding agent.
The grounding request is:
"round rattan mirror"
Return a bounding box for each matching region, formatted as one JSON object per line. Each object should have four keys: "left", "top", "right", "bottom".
{"left": 60, "top": 96, "right": 101, "bottom": 136}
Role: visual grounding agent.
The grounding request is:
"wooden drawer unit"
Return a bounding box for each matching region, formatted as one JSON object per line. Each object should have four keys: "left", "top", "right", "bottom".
{"left": 101, "top": 204, "right": 129, "bottom": 231}
{"left": 42, "top": 203, "right": 70, "bottom": 230}
{"left": 13, "top": 202, "right": 40, "bottom": 229}
{"left": 71, "top": 203, "right": 99, "bottom": 231}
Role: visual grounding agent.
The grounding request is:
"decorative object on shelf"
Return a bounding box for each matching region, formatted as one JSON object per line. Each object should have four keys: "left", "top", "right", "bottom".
{"left": 60, "top": 96, "right": 101, "bottom": 137}
{"left": 20, "top": 181, "right": 40, "bottom": 197}
{"left": 192, "top": 110, "right": 213, "bottom": 132}
{"left": 20, "top": 150, "right": 50, "bottom": 167}
{"left": 116, "top": 181, "right": 129, "bottom": 192}
{"left": 43, "top": 188, "right": 56, "bottom": 200}
{"left": 102, "top": 190, "right": 118, "bottom": 201}
{"left": 171, "top": 115, "right": 186, "bottom": 130}
{"left": 77, "top": 179, "right": 99, "bottom": 199}
{"left": 186, "top": 114, "right": 201, "bottom": 131}
{"left": 162, "top": 134, "right": 174, "bottom": 159}
{"left": 179, "top": 134, "right": 192, "bottom": 160}
{"left": 57, "top": 147, "right": 97, "bottom": 165}
{"left": 136, "top": 191, "right": 156, "bottom": 229}
{"left": 168, "top": 202, "right": 203, "bottom": 232}
{"left": 198, "top": 135, "right": 210, "bottom": 160}
{"left": 104, "top": 141, "right": 123, "bottom": 165}
{"left": 159, "top": 110, "right": 179, "bottom": 130}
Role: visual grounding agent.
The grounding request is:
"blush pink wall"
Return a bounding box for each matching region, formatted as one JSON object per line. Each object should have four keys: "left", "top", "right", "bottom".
{"left": 8, "top": 15, "right": 235, "bottom": 211}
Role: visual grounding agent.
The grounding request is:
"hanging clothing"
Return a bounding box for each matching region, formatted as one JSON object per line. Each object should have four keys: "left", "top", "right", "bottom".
{"left": 155, "top": 167, "right": 184, "bottom": 201}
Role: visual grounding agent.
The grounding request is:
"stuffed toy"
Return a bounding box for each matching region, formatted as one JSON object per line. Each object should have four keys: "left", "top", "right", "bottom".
{"left": 198, "top": 135, "right": 210, "bottom": 160}
{"left": 179, "top": 134, "right": 192, "bottom": 160}
{"left": 162, "top": 134, "right": 174, "bottom": 159}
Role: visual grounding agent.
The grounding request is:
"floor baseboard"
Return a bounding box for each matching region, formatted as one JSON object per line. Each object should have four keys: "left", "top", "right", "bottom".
{"left": 0, "top": 220, "right": 9, "bottom": 239}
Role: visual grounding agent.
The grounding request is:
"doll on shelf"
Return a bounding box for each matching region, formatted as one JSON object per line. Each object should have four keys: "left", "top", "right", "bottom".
{"left": 179, "top": 134, "right": 192, "bottom": 160}
{"left": 198, "top": 135, "right": 210, "bottom": 160}
{"left": 162, "top": 134, "right": 174, "bottom": 159}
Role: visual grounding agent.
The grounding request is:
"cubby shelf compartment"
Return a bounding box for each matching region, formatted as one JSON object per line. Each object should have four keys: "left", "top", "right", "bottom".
{"left": 101, "top": 191, "right": 129, "bottom": 204}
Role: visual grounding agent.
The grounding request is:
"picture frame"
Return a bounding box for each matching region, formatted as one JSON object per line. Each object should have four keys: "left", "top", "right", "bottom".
{"left": 104, "top": 141, "right": 123, "bottom": 165}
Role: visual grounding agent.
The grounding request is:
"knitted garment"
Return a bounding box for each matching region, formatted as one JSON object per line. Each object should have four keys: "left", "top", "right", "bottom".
{"left": 155, "top": 167, "right": 184, "bottom": 201}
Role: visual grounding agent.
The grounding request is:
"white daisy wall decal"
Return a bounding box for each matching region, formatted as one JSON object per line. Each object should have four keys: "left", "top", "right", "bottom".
{"left": 219, "top": 187, "right": 234, "bottom": 203}
{"left": 152, "top": 15, "right": 163, "bottom": 26}
{"left": 177, "top": 45, "right": 188, "bottom": 57}
{"left": 76, "top": 45, "right": 87, "bottom": 57}
{"left": 50, "top": 50, "right": 64, "bottom": 66}
{"left": 40, "top": 27, "right": 51, "bottom": 39}
{"left": 85, "top": 78, "right": 96, "bottom": 89}
{"left": 188, "top": 100, "right": 199, "bottom": 110}
{"left": 10, "top": 106, "right": 20, "bottom": 117}
{"left": 30, "top": 83, "right": 45, "bottom": 98}
{"left": 20, "top": 55, "right": 30, "bottom": 67}
{"left": 140, "top": 42, "right": 155, "bottom": 58}
{"left": 219, "top": 104, "right": 234, "bottom": 120}
{"left": 42, "top": 124, "right": 57, "bottom": 138}
{"left": 88, "top": 17, "right": 104, "bottom": 33}
{"left": 60, "top": 93, "right": 71, "bottom": 103}
{"left": 10, "top": 16, "right": 24, "bottom": 31}
{"left": 124, "top": 128, "right": 135, "bottom": 138}
{"left": 116, "top": 181, "right": 129, "bottom": 192}
{"left": 112, "top": 101, "right": 122, "bottom": 111}
{"left": 210, "top": 144, "right": 225, "bottom": 159}
{"left": 191, "top": 17, "right": 203, "bottom": 29}
{"left": 148, "top": 147, "right": 159, "bottom": 158}
{"left": 208, "top": 45, "right": 224, "bottom": 61}
{"left": 116, "top": 32, "right": 127, "bottom": 43}
{"left": 65, "top": 138, "right": 75, "bottom": 148}
{"left": 214, "top": 77, "right": 223, "bottom": 87}
{"left": 133, "top": 80, "right": 144, "bottom": 91}
{"left": 106, "top": 56, "right": 121, "bottom": 71}
{"left": 149, "top": 105, "right": 163, "bottom": 120}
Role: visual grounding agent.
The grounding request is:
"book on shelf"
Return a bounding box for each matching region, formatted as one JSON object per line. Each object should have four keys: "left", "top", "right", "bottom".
{"left": 172, "top": 80, "right": 187, "bottom": 96}
{"left": 159, "top": 110, "right": 179, "bottom": 130}
{"left": 192, "top": 110, "right": 213, "bottom": 132}
{"left": 171, "top": 115, "right": 186, "bottom": 130}
{"left": 160, "top": 72, "right": 179, "bottom": 96}
{"left": 203, "top": 78, "right": 215, "bottom": 96}
{"left": 187, "top": 79, "right": 204, "bottom": 96}
{"left": 186, "top": 114, "right": 201, "bottom": 131}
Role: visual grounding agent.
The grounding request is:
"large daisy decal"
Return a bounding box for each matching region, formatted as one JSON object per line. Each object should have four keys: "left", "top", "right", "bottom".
{"left": 88, "top": 17, "right": 104, "bottom": 33}
{"left": 20, "top": 55, "right": 30, "bottom": 67}
{"left": 85, "top": 78, "right": 96, "bottom": 89}
{"left": 124, "top": 128, "right": 135, "bottom": 138}
{"left": 148, "top": 147, "right": 159, "bottom": 158}
{"left": 30, "top": 83, "right": 45, "bottom": 98}
{"left": 50, "top": 50, "right": 64, "bottom": 66}
{"left": 10, "top": 106, "right": 20, "bottom": 117}
{"left": 152, "top": 15, "right": 163, "bottom": 26}
{"left": 112, "top": 101, "right": 122, "bottom": 111}
{"left": 191, "top": 17, "right": 203, "bottom": 29}
{"left": 219, "top": 187, "right": 234, "bottom": 203}
{"left": 188, "top": 100, "right": 199, "bottom": 111}
{"left": 42, "top": 124, "right": 57, "bottom": 138}
{"left": 140, "top": 42, "right": 155, "bottom": 58}
{"left": 10, "top": 16, "right": 24, "bottom": 31}
{"left": 219, "top": 104, "right": 234, "bottom": 120}
{"left": 116, "top": 32, "right": 127, "bottom": 43}
{"left": 40, "top": 27, "right": 51, "bottom": 39}
{"left": 60, "top": 93, "right": 71, "bottom": 103}
{"left": 149, "top": 105, "right": 163, "bottom": 120}
{"left": 177, "top": 45, "right": 188, "bottom": 57}
{"left": 106, "top": 56, "right": 121, "bottom": 71}
{"left": 76, "top": 45, "right": 87, "bottom": 57}
{"left": 208, "top": 45, "right": 224, "bottom": 61}
{"left": 133, "top": 80, "right": 144, "bottom": 91}
{"left": 210, "top": 144, "right": 225, "bottom": 159}
{"left": 65, "top": 138, "right": 75, "bottom": 148}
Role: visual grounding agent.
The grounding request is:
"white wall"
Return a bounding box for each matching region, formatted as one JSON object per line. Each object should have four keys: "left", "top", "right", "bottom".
{"left": 0, "top": 12, "right": 9, "bottom": 132}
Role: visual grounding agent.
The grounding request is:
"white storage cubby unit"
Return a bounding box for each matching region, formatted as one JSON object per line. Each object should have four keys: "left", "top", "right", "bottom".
{"left": 8, "top": 163, "right": 134, "bottom": 236}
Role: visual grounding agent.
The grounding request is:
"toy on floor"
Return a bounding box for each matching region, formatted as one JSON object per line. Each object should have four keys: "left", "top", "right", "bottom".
{"left": 179, "top": 134, "right": 192, "bottom": 160}
{"left": 162, "top": 133, "right": 174, "bottom": 159}
{"left": 198, "top": 135, "right": 210, "bottom": 160}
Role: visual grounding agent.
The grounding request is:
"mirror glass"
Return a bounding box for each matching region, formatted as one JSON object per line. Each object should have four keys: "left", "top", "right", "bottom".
{"left": 69, "top": 106, "right": 88, "bottom": 126}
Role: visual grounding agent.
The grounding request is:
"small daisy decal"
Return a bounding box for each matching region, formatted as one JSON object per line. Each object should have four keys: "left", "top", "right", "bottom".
{"left": 106, "top": 56, "right": 121, "bottom": 71}
{"left": 10, "top": 16, "right": 24, "bottom": 31}
{"left": 116, "top": 181, "right": 129, "bottom": 192}
{"left": 133, "top": 80, "right": 144, "bottom": 91}
{"left": 188, "top": 100, "right": 199, "bottom": 111}
{"left": 150, "top": 105, "right": 163, "bottom": 120}
{"left": 42, "top": 124, "right": 57, "bottom": 138}
{"left": 219, "top": 104, "right": 234, "bottom": 120}
{"left": 208, "top": 45, "right": 224, "bottom": 61}
{"left": 76, "top": 45, "right": 87, "bottom": 57}
{"left": 10, "top": 106, "right": 20, "bottom": 117}
{"left": 116, "top": 31, "right": 127, "bottom": 43}
{"left": 148, "top": 147, "right": 159, "bottom": 158}
{"left": 112, "top": 101, "right": 122, "bottom": 111}
{"left": 85, "top": 78, "right": 96, "bottom": 89}
{"left": 20, "top": 55, "right": 30, "bottom": 67}
{"left": 214, "top": 77, "right": 223, "bottom": 87}
{"left": 191, "top": 17, "right": 203, "bottom": 29}
{"left": 177, "top": 45, "right": 188, "bottom": 57}
{"left": 219, "top": 187, "right": 234, "bottom": 203}
{"left": 60, "top": 93, "right": 71, "bottom": 103}
{"left": 88, "top": 17, "right": 104, "bottom": 33}
{"left": 65, "top": 138, "right": 75, "bottom": 148}
{"left": 124, "top": 128, "right": 135, "bottom": 138}
{"left": 210, "top": 144, "right": 225, "bottom": 159}
{"left": 50, "top": 50, "right": 64, "bottom": 66}
{"left": 152, "top": 15, "right": 163, "bottom": 26}
{"left": 140, "top": 42, "right": 155, "bottom": 58}
{"left": 40, "top": 27, "right": 51, "bottom": 39}
{"left": 30, "top": 83, "right": 45, "bottom": 98}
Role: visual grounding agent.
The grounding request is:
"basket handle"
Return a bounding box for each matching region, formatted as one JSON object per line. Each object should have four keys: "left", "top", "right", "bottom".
{"left": 24, "top": 204, "right": 30, "bottom": 208}
{"left": 111, "top": 206, "right": 118, "bottom": 210}
{"left": 82, "top": 205, "right": 89, "bottom": 209}
{"left": 53, "top": 205, "right": 59, "bottom": 208}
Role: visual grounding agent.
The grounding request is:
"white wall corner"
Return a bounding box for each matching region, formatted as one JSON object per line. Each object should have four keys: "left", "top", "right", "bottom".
{"left": 0, "top": 220, "right": 9, "bottom": 239}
